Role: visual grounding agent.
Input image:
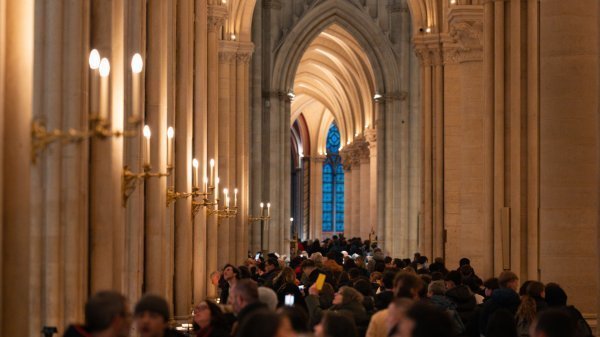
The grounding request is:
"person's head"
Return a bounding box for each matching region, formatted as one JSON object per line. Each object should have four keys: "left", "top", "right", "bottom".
{"left": 370, "top": 271, "right": 383, "bottom": 284}
{"left": 85, "top": 291, "right": 131, "bottom": 337}
{"left": 444, "top": 270, "right": 462, "bottom": 290}
{"left": 275, "top": 266, "right": 296, "bottom": 285}
{"left": 483, "top": 277, "right": 500, "bottom": 297}
{"left": 301, "top": 259, "right": 317, "bottom": 275}
{"left": 333, "top": 286, "right": 363, "bottom": 306}
{"left": 530, "top": 308, "right": 575, "bottom": 337}
{"left": 381, "top": 271, "right": 396, "bottom": 290}
{"left": 134, "top": 294, "right": 170, "bottom": 337}
{"left": 229, "top": 279, "right": 259, "bottom": 314}
{"left": 519, "top": 280, "right": 534, "bottom": 297}
{"left": 387, "top": 298, "right": 413, "bottom": 335}
{"left": 315, "top": 311, "right": 358, "bottom": 337}
{"left": 258, "top": 286, "right": 279, "bottom": 311}
{"left": 266, "top": 257, "right": 279, "bottom": 272}
{"left": 498, "top": 271, "right": 519, "bottom": 291}
{"left": 237, "top": 309, "right": 287, "bottom": 337}
{"left": 352, "top": 279, "right": 373, "bottom": 297}
{"left": 193, "top": 300, "right": 224, "bottom": 329}
{"left": 223, "top": 264, "right": 240, "bottom": 282}
{"left": 399, "top": 302, "right": 453, "bottom": 337}
{"left": 394, "top": 272, "right": 423, "bottom": 300}
{"left": 459, "top": 258, "right": 470, "bottom": 268}
{"left": 319, "top": 282, "right": 335, "bottom": 308}
{"left": 210, "top": 271, "right": 222, "bottom": 286}
{"left": 427, "top": 280, "right": 446, "bottom": 297}
{"left": 526, "top": 281, "right": 545, "bottom": 299}
{"left": 276, "top": 306, "right": 310, "bottom": 334}
{"left": 544, "top": 283, "right": 567, "bottom": 306}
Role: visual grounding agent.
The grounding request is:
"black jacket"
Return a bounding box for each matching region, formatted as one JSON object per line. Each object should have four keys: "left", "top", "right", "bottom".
{"left": 63, "top": 325, "right": 91, "bottom": 337}
{"left": 374, "top": 290, "right": 394, "bottom": 311}
{"left": 479, "top": 288, "right": 520, "bottom": 334}
{"left": 446, "top": 285, "right": 477, "bottom": 326}
{"left": 276, "top": 282, "right": 307, "bottom": 310}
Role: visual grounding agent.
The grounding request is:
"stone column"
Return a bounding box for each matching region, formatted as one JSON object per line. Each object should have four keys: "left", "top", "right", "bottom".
{"left": 358, "top": 142, "right": 371, "bottom": 239}
{"left": 217, "top": 41, "right": 235, "bottom": 268}
{"left": 340, "top": 147, "right": 352, "bottom": 237}
{"left": 365, "top": 128, "right": 378, "bottom": 242}
{"left": 174, "top": 0, "right": 194, "bottom": 316}
{"left": 205, "top": 3, "right": 226, "bottom": 296}
{"left": 350, "top": 146, "right": 361, "bottom": 239}
{"left": 1, "top": 1, "right": 34, "bottom": 335}
{"left": 539, "top": 0, "right": 598, "bottom": 313}
{"left": 193, "top": 0, "right": 209, "bottom": 302}
{"left": 236, "top": 44, "right": 253, "bottom": 261}
{"left": 309, "top": 155, "right": 325, "bottom": 239}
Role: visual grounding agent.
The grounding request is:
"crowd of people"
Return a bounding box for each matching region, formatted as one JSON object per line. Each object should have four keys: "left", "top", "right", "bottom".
{"left": 65, "top": 235, "right": 593, "bottom": 337}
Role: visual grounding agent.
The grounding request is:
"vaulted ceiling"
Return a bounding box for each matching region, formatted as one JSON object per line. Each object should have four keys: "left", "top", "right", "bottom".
{"left": 291, "top": 24, "right": 376, "bottom": 155}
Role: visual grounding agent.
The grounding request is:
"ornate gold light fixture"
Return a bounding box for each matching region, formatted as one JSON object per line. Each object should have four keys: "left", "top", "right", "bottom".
{"left": 249, "top": 202, "right": 271, "bottom": 251}
{"left": 31, "top": 50, "right": 143, "bottom": 163}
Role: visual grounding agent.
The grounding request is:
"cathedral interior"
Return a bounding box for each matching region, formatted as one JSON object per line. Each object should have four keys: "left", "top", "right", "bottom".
{"left": 0, "top": 0, "right": 599, "bottom": 335}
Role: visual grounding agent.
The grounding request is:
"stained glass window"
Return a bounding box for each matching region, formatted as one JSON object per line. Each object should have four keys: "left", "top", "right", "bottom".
{"left": 322, "top": 124, "right": 344, "bottom": 233}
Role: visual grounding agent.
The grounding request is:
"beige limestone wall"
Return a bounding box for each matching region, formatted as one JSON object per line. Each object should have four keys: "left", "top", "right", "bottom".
{"left": 539, "top": 0, "right": 599, "bottom": 313}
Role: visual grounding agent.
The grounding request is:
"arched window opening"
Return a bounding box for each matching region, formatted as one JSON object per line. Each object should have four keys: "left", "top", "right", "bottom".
{"left": 322, "top": 124, "right": 344, "bottom": 233}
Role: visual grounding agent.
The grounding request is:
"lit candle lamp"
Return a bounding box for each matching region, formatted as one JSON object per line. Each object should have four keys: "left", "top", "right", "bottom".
{"left": 89, "top": 50, "right": 101, "bottom": 116}
{"left": 260, "top": 202, "right": 265, "bottom": 216}
{"left": 167, "top": 127, "right": 174, "bottom": 168}
{"left": 234, "top": 188, "right": 238, "bottom": 207}
{"left": 224, "top": 188, "right": 229, "bottom": 208}
{"left": 143, "top": 125, "right": 151, "bottom": 168}
{"left": 99, "top": 58, "right": 111, "bottom": 120}
{"left": 203, "top": 176, "right": 208, "bottom": 194}
{"left": 192, "top": 159, "right": 199, "bottom": 189}
{"left": 131, "top": 53, "right": 143, "bottom": 120}
{"left": 209, "top": 159, "right": 215, "bottom": 186}
{"left": 267, "top": 202, "right": 271, "bottom": 217}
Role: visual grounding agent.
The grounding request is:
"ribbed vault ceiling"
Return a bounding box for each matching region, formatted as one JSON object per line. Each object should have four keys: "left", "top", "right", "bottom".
{"left": 291, "top": 24, "right": 376, "bottom": 154}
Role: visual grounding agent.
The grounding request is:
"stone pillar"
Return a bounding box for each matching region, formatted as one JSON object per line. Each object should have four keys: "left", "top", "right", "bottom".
{"left": 2, "top": 1, "right": 34, "bottom": 335}
{"left": 539, "top": 0, "right": 598, "bottom": 313}
{"left": 309, "top": 155, "right": 325, "bottom": 239}
{"left": 174, "top": 0, "right": 194, "bottom": 316}
{"left": 350, "top": 152, "right": 361, "bottom": 239}
{"left": 193, "top": 0, "right": 209, "bottom": 302}
{"left": 236, "top": 44, "right": 253, "bottom": 261}
{"left": 340, "top": 147, "right": 352, "bottom": 237}
{"left": 217, "top": 41, "right": 235, "bottom": 268}
{"left": 205, "top": 3, "right": 226, "bottom": 297}
{"left": 359, "top": 144, "right": 371, "bottom": 239}
{"left": 365, "top": 128, "right": 378, "bottom": 242}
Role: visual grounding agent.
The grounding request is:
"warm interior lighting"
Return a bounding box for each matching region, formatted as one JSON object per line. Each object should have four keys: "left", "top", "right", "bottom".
{"left": 131, "top": 53, "right": 143, "bottom": 74}
{"left": 231, "top": 34, "right": 236, "bottom": 41}
{"left": 425, "top": 27, "right": 432, "bottom": 33}
{"left": 167, "top": 127, "right": 174, "bottom": 139}
{"left": 290, "top": 217, "right": 294, "bottom": 222}
{"left": 192, "top": 158, "right": 199, "bottom": 168}
{"left": 143, "top": 125, "right": 151, "bottom": 139}
{"left": 99, "top": 58, "right": 110, "bottom": 77}
{"left": 89, "top": 49, "right": 101, "bottom": 69}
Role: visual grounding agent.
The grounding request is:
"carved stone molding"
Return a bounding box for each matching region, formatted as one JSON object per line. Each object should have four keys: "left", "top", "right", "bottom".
{"left": 236, "top": 52, "right": 252, "bottom": 64}
{"left": 414, "top": 41, "right": 444, "bottom": 67}
{"left": 364, "top": 128, "right": 377, "bottom": 146}
{"left": 236, "top": 42, "right": 255, "bottom": 64}
{"left": 207, "top": 5, "right": 228, "bottom": 32}
{"left": 219, "top": 40, "right": 238, "bottom": 63}
{"left": 443, "top": 7, "right": 484, "bottom": 64}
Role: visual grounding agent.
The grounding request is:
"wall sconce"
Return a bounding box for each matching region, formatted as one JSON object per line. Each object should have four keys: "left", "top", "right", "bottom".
{"left": 206, "top": 187, "right": 239, "bottom": 219}
{"left": 249, "top": 202, "right": 271, "bottom": 251}
{"left": 31, "top": 50, "right": 143, "bottom": 163}
{"left": 121, "top": 125, "right": 172, "bottom": 206}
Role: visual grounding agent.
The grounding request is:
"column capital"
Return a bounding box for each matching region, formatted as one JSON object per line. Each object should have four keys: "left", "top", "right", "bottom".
{"left": 413, "top": 37, "right": 444, "bottom": 66}
{"left": 364, "top": 128, "right": 377, "bottom": 146}
{"left": 443, "top": 6, "right": 484, "bottom": 64}
{"left": 219, "top": 40, "right": 238, "bottom": 63}
{"left": 236, "top": 42, "right": 255, "bottom": 64}
{"left": 207, "top": 4, "right": 228, "bottom": 32}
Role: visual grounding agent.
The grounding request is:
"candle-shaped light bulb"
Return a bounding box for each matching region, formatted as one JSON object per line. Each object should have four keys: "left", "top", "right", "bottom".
{"left": 167, "top": 127, "right": 174, "bottom": 168}
{"left": 290, "top": 217, "right": 294, "bottom": 222}
{"left": 131, "top": 53, "right": 143, "bottom": 74}
{"left": 234, "top": 188, "right": 238, "bottom": 207}
{"left": 203, "top": 176, "right": 208, "bottom": 194}
{"left": 267, "top": 203, "right": 271, "bottom": 217}
{"left": 99, "top": 58, "right": 110, "bottom": 77}
{"left": 192, "top": 158, "right": 199, "bottom": 188}
{"left": 209, "top": 159, "right": 215, "bottom": 186}
{"left": 89, "top": 49, "right": 101, "bottom": 69}
{"left": 260, "top": 202, "right": 264, "bottom": 208}
{"left": 260, "top": 202, "right": 265, "bottom": 217}
{"left": 143, "top": 125, "right": 151, "bottom": 167}
{"left": 223, "top": 188, "right": 229, "bottom": 208}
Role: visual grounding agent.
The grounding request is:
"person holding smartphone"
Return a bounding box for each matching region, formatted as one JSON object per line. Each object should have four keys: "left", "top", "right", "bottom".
{"left": 273, "top": 267, "right": 307, "bottom": 310}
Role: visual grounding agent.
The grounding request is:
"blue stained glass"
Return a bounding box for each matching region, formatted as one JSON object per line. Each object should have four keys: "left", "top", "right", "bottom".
{"left": 322, "top": 123, "right": 345, "bottom": 233}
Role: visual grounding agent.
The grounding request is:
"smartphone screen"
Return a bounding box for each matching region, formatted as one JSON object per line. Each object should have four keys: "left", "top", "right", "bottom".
{"left": 315, "top": 273, "right": 326, "bottom": 291}
{"left": 284, "top": 294, "right": 295, "bottom": 306}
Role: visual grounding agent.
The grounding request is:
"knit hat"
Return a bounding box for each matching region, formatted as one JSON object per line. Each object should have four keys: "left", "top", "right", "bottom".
{"left": 134, "top": 294, "right": 170, "bottom": 322}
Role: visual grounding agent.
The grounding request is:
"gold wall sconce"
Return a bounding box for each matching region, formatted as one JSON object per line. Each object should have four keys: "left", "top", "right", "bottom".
{"left": 249, "top": 202, "right": 271, "bottom": 251}
{"left": 121, "top": 125, "right": 174, "bottom": 206}
{"left": 31, "top": 51, "right": 144, "bottom": 163}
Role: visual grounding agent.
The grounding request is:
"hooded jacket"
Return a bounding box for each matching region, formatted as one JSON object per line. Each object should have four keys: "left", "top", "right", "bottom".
{"left": 479, "top": 288, "right": 521, "bottom": 334}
